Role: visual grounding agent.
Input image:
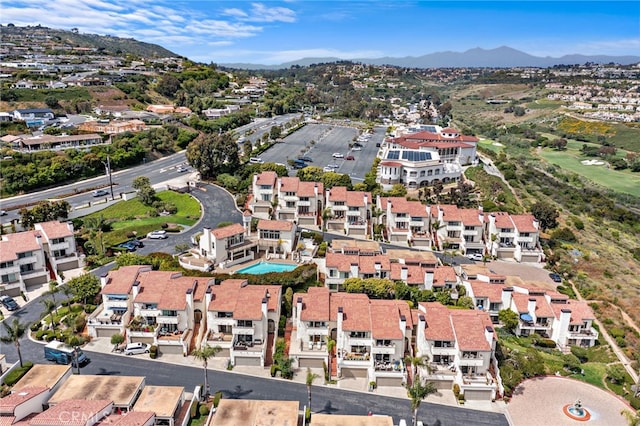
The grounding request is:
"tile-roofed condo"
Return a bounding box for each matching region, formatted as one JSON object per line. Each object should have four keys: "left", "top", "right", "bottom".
{"left": 101, "top": 265, "right": 151, "bottom": 295}
{"left": 255, "top": 171, "right": 277, "bottom": 186}
{"left": 30, "top": 399, "right": 113, "bottom": 426}
{"left": 510, "top": 214, "right": 538, "bottom": 233}
{"left": 211, "top": 223, "right": 244, "bottom": 240}
{"left": 0, "top": 229, "right": 48, "bottom": 295}
{"left": 0, "top": 387, "right": 48, "bottom": 417}
{"left": 294, "top": 287, "right": 330, "bottom": 321}
{"left": 250, "top": 171, "right": 278, "bottom": 219}
{"left": 484, "top": 210, "right": 543, "bottom": 262}
{"left": 134, "top": 271, "right": 196, "bottom": 311}
{"left": 332, "top": 292, "right": 371, "bottom": 331}
{"left": 431, "top": 266, "right": 457, "bottom": 290}
{"left": 420, "top": 302, "right": 455, "bottom": 341}
{"left": 48, "top": 375, "right": 144, "bottom": 410}
{"left": 255, "top": 219, "right": 297, "bottom": 256}
{"left": 106, "top": 411, "right": 155, "bottom": 426}
{"left": 199, "top": 222, "right": 257, "bottom": 269}
{"left": 450, "top": 311, "right": 492, "bottom": 351}
{"left": 34, "top": 221, "right": 73, "bottom": 240}
{"left": 369, "top": 301, "right": 403, "bottom": 339}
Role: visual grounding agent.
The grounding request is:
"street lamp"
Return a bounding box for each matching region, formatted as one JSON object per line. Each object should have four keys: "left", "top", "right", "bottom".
{"left": 74, "top": 346, "right": 81, "bottom": 375}
{"left": 100, "top": 155, "right": 114, "bottom": 200}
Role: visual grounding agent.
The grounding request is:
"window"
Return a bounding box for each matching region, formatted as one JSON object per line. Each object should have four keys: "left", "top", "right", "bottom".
{"left": 219, "top": 325, "right": 232, "bottom": 333}
{"left": 285, "top": 191, "right": 295, "bottom": 197}
{"left": 329, "top": 269, "right": 337, "bottom": 278}
{"left": 260, "top": 230, "right": 280, "bottom": 240}
{"left": 17, "top": 251, "right": 33, "bottom": 259}
{"left": 349, "top": 206, "right": 359, "bottom": 211}
{"left": 309, "top": 321, "right": 326, "bottom": 328}
{"left": 334, "top": 201, "right": 344, "bottom": 206}
{"left": 1, "top": 273, "right": 17, "bottom": 283}
{"left": 145, "top": 316, "right": 157, "bottom": 325}
{"left": 161, "top": 310, "right": 177, "bottom": 317}
{"left": 409, "top": 171, "right": 417, "bottom": 177}
{"left": 140, "top": 303, "right": 157, "bottom": 309}
{"left": 427, "top": 170, "right": 433, "bottom": 176}
{"left": 376, "top": 339, "right": 391, "bottom": 347}
{"left": 53, "top": 249, "right": 66, "bottom": 258}
{"left": 217, "top": 312, "right": 233, "bottom": 318}
{"left": 520, "top": 232, "right": 530, "bottom": 237}
{"left": 464, "top": 225, "right": 475, "bottom": 231}
{"left": 237, "top": 320, "right": 253, "bottom": 327}
{"left": 0, "top": 261, "right": 14, "bottom": 268}
{"left": 434, "top": 340, "right": 453, "bottom": 348}
{"left": 434, "top": 169, "right": 440, "bottom": 175}
{"left": 286, "top": 201, "right": 295, "bottom": 208}
{"left": 300, "top": 197, "right": 309, "bottom": 202}
{"left": 261, "top": 194, "right": 271, "bottom": 201}
{"left": 350, "top": 345, "right": 369, "bottom": 354}
{"left": 51, "top": 237, "right": 66, "bottom": 244}
{"left": 420, "top": 170, "right": 425, "bottom": 177}
{"left": 20, "top": 263, "right": 35, "bottom": 273}
{"left": 349, "top": 331, "right": 368, "bottom": 338}
{"left": 395, "top": 222, "right": 407, "bottom": 229}
{"left": 500, "top": 228, "right": 512, "bottom": 233}
{"left": 259, "top": 185, "right": 271, "bottom": 190}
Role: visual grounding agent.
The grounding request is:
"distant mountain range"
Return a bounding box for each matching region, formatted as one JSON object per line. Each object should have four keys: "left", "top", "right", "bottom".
{"left": 220, "top": 46, "right": 640, "bottom": 70}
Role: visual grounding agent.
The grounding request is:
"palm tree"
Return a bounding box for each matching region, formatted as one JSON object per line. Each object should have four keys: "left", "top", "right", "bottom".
{"left": 322, "top": 208, "right": 332, "bottom": 232}
{"left": 191, "top": 344, "right": 222, "bottom": 400}
{"left": 325, "top": 337, "right": 336, "bottom": 381}
{"left": 61, "top": 285, "right": 75, "bottom": 307}
{"left": 404, "top": 355, "right": 431, "bottom": 382}
{"left": 41, "top": 298, "right": 56, "bottom": 330}
{"left": 305, "top": 367, "right": 320, "bottom": 412}
{"left": 47, "top": 280, "right": 60, "bottom": 315}
{"left": 621, "top": 409, "right": 640, "bottom": 426}
{"left": 431, "top": 220, "right": 445, "bottom": 250}
{"left": 1, "top": 318, "right": 28, "bottom": 367}
{"left": 407, "top": 379, "right": 438, "bottom": 426}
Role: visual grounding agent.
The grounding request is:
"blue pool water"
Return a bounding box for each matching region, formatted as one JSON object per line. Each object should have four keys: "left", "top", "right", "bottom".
{"left": 236, "top": 261, "right": 298, "bottom": 274}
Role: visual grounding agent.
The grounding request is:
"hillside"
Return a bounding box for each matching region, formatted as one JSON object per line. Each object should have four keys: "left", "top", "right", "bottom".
{"left": 0, "top": 25, "right": 178, "bottom": 58}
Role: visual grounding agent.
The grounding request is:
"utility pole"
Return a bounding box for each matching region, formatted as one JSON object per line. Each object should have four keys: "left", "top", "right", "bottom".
{"left": 103, "top": 155, "right": 114, "bottom": 200}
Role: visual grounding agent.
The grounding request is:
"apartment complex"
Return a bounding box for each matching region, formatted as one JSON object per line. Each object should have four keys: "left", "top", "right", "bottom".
{"left": 199, "top": 223, "right": 257, "bottom": 269}
{"left": 324, "top": 186, "right": 372, "bottom": 237}
{"left": 0, "top": 221, "right": 81, "bottom": 297}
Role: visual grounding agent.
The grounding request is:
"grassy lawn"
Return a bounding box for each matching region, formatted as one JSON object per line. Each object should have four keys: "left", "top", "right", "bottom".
{"left": 526, "top": 99, "right": 565, "bottom": 110}
{"left": 538, "top": 147, "right": 640, "bottom": 197}
{"left": 83, "top": 191, "right": 201, "bottom": 246}
{"left": 478, "top": 138, "right": 505, "bottom": 153}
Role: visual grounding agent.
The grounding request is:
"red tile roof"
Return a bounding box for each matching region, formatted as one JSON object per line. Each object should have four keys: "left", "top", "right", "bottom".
{"left": 469, "top": 281, "right": 504, "bottom": 303}
{"left": 36, "top": 221, "right": 73, "bottom": 240}
{"left": 438, "top": 204, "right": 462, "bottom": 222}
{"left": 298, "top": 181, "right": 323, "bottom": 197}
{"left": 327, "top": 186, "right": 347, "bottom": 202}
{"left": 102, "top": 266, "right": 151, "bottom": 295}
{"left": 107, "top": 411, "right": 155, "bottom": 426}
{"left": 490, "top": 212, "right": 513, "bottom": 228}
{"left": 420, "top": 302, "right": 454, "bottom": 341}
{"left": 450, "top": 310, "right": 492, "bottom": 351}
{"left": 510, "top": 214, "right": 538, "bottom": 233}
{"left": 512, "top": 294, "right": 554, "bottom": 318}
{"left": 134, "top": 271, "right": 196, "bottom": 311}
{"left": 257, "top": 219, "right": 293, "bottom": 232}
{"left": 211, "top": 223, "right": 244, "bottom": 240}
{"left": 432, "top": 266, "right": 457, "bottom": 286}
{"left": 0, "top": 231, "right": 41, "bottom": 262}
{"left": 458, "top": 208, "right": 482, "bottom": 226}
{"left": 30, "top": 400, "right": 112, "bottom": 426}
{"left": 255, "top": 171, "right": 277, "bottom": 186}
{"left": 398, "top": 130, "right": 478, "bottom": 143}
{"left": 0, "top": 387, "right": 48, "bottom": 413}
{"left": 295, "top": 287, "right": 331, "bottom": 321}
{"left": 208, "top": 279, "right": 281, "bottom": 320}
{"left": 369, "top": 301, "right": 403, "bottom": 339}
{"left": 390, "top": 263, "right": 427, "bottom": 286}
{"left": 551, "top": 300, "right": 595, "bottom": 325}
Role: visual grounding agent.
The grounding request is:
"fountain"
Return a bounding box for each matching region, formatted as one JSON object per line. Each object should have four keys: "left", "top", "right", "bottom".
{"left": 562, "top": 399, "right": 591, "bottom": 421}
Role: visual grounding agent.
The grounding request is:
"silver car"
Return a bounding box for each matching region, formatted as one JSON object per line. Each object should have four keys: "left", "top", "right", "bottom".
{"left": 124, "top": 342, "right": 151, "bottom": 355}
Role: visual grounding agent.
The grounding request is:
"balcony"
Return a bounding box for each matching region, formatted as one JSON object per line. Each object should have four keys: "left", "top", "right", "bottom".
{"left": 232, "top": 326, "right": 255, "bottom": 335}
{"left": 374, "top": 359, "right": 403, "bottom": 372}
{"left": 297, "top": 200, "right": 311, "bottom": 207}
{"left": 49, "top": 241, "right": 71, "bottom": 251}
{"left": 371, "top": 343, "right": 396, "bottom": 355}
{"left": 157, "top": 315, "right": 179, "bottom": 325}
{"left": 305, "top": 340, "right": 326, "bottom": 352}
{"left": 458, "top": 354, "right": 484, "bottom": 367}
{"left": 569, "top": 328, "right": 599, "bottom": 339}
{"left": 232, "top": 338, "right": 264, "bottom": 353}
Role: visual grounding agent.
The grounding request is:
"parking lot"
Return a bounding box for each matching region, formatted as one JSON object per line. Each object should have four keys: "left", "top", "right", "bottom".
{"left": 259, "top": 123, "right": 386, "bottom": 181}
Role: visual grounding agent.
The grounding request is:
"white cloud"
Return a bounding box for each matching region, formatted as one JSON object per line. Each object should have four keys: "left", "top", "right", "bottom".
{"left": 224, "top": 2, "right": 296, "bottom": 23}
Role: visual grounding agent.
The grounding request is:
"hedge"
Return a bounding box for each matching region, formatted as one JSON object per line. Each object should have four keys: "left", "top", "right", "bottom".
{"left": 3, "top": 362, "right": 33, "bottom": 386}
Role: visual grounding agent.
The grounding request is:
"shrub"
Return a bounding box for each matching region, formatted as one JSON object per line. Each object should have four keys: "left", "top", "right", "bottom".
{"left": 190, "top": 402, "right": 199, "bottom": 419}
{"left": 30, "top": 322, "right": 41, "bottom": 332}
{"left": 35, "top": 329, "right": 46, "bottom": 340}
{"left": 198, "top": 404, "right": 209, "bottom": 417}
{"left": 535, "top": 338, "right": 557, "bottom": 348}
{"left": 630, "top": 396, "right": 640, "bottom": 410}
{"left": 74, "top": 317, "right": 87, "bottom": 333}
{"left": 213, "top": 391, "right": 222, "bottom": 408}
{"left": 84, "top": 304, "right": 96, "bottom": 313}
{"left": 270, "top": 364, "right": 280, "bottom": 377}
{"left": 3, "top": 362, "right": 34, "bottom": 386}
{"left": 453, "top": 383, "right": 461, "bottom": 398}
{"left": 149, "top": 345, "right": 158, "bottom": 359}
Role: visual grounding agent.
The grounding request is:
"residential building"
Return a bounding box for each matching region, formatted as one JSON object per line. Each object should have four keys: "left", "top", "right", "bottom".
{"left": 377, "top": 196, "right": 432, "bottom": 247}
{"left": 202, "top": 105, "right": 240, "bottom": 119}
{"left": 324, "top": 187, "right": 371, "bottom": 237}
{"left": 249, "top": 171, "right": 278, "bottom": 219}
{"left": 392, "top": 129, "right": 479, "bottom": 164}
{"left": 0, "top": 386, "right": 50, "bottom": 422}
{"left": 277, "top": 177, "right": 324, "bottom": 227}
{"left": 291, "top": 288, "right": 410, "bottom": 387}
{"left": 330, "top": 239, "right": 383, "bottom": 256}
{"left": 0, "top": 230, "right": 48, "bottom": 296}
{"left": 78, "top": 119, "right": 146, "bottom": 134}
{"left": 255, "top": 219, "right": 297, "bottom": 259}
{"left": 415, "top": 302, "right": 498, "bottom": 400}
{"left": 324, "top": 252, "right": 390, "bottom": 292}
{"left": 204, "top": 279, "right": 281, "bottom": 367}
{"left": 48, "top": 375, "right": 145, "bottom": 412}
{"left": 132, "top": 386, "right": 184, "bottom": 426}
{"left": 18, "top": 133, "right": 107, "bottom": 152}
{"left": 11, "top": 108, "right": 54, "bottom": 123}
{"left": 28, "top": 399, "right": 114, "bottom": 426}
{"left": 34, "top": 221, "right": 82, "bottom": 274}
{"left": 484, "top": 212, "right": 543, "bottom": 262}
{"left": 210, "top": 400, "right": 299, "bottom": 426}
{"left": 199, "top": 223, "right": 257, "bottom": 269}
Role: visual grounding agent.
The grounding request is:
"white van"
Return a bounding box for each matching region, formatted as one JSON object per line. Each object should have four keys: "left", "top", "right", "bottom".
{"left": 124, "top": 342, "right": 151, "bottom": 355}
{"left": 249, "top": 157, "right": 264, "bottom": 164}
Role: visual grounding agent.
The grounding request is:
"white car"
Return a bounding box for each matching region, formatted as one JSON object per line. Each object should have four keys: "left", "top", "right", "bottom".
{"left": 352, "top": 147, "right": 362, "bottom": 151}
{"left": 332, "top": 153, "right": 344, "bottom": 158}
{"left": 466, "top": 253, "right": 484, "bottom": 261}
{"left": 124, "top": 342, "right": 151, "bottom": 355}
{"left": 147, "top": 230, "right": 168, "bottom": 239}
{"left": 323, "top": 166, "right": 336, "bottom": 172}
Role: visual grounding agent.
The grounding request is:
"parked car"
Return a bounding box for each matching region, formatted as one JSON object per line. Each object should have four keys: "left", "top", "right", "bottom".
{"left": 345, "top": 155, "right": 355, "bottom": 160}
{"left": 176, "top": 165, "right": 188, "bottom": 173}
{"left": 0, "top": 296, "right": 19, "bottom": 311}
{"left": 327, "top": 163, "right": 339, "bottom": 169}
{"left": 92, "top": 189, "right": 109, "bottom": 197}
{"left": 352, "top": 147, "right": 362, "bottom": 151}
{"left": 147, "top": 230, "right": 168, "bottom": 239}
{"left": 249, "top": 157, "right": 264, "bottom": 164}
{"left": 353, "top": 142, "right": 363, "bottom": 148}
{"left": 466, "top": 253, "right": 484, "bottom": 261}
{"left": 298, "top": 156, "right": 313, "bottom": 162}
{"left": 332, "top": 153, "right": 344, "bottom": 158}
{"left": 549, "top": 272, "right": 562, "bottom": 283}
{"left": 323, "top": 166, "right": 336, "bottom": 172}
{"left": 123, "top": 342, "right": 151, "bottom": 355}
{"left": 117, "top": 241, "right": 138, "bottom": 252}
{"left": 0, "top": 210, "right": 7, "bottom": 216}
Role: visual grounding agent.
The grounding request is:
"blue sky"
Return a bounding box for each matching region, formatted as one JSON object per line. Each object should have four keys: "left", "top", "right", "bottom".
{"left": 2, "top": 1, "right": 639, "bottom": 64}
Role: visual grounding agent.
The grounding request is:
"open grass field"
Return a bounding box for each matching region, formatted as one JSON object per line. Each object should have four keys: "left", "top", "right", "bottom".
{"left": 83, "top": 191, "right": 200, "bottom": 246}
{"left": 538, "top": 147, "right": 640, "bottom": 197}
{"left": 477, "top": 138, "right": 505, "bottom": 153}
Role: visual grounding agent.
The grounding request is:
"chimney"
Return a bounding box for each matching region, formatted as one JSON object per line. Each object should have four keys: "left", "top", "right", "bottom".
{"left": 417, "top": 315, "right": 426, "bottom": 347}
{"left": 527, "top": 298, "right": 537, "bottom": 320}
{"left": 363, "top": 193, "right": 368, "bottom": 207}
{"left": 132, "top": 281, "right": 140, "bottom": 299}
{"left": 501, "top": 287, "right": 513, "bottom": 310}
{"left": 399, "top": 314, "right": 407, "bottom": 336}
{"left": 295, "top": 297, "right": 303, "bottom": 327}
{"left": 424, "top": 270, "right": 434, "bottom": 290}
{"left": 205, "top": 285, "right": 212, "bottom": 308}
{"left": 484, "top": 325, "right": 495, "bottom": 347}
{"left": 201, "top": 227, "right": 211, "bottom": 256}
{"left": 314, "top": 182, "right": 318, "bottom": 197}
{"left": 100, "top": 273, "right": 109, "bottom": 289}
{"left": 35, "top": 233, "right": 42, "bottom": 247}
{"left": 532, "top": 218, "right": 539, "bottom": 230}
{"left": 400, "top": 266, "right": 408, "bottom": 281}
{"left": 261, "top": 296, "right": 268, "bottom": 319}
{"left": 337, "top": 307, "right": 344, "bottom": 342}
{"left": 186, "top": 287, "right": 194, "bottom": 309}
{"left": 243, "top": 212, "right": 252, "bottom": 236}
{"left": 350, "top": 262, "right": 359, "bottom": 278}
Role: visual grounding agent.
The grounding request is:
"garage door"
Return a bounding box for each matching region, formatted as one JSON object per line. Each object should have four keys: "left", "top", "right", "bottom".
{"left": 299, "top": 358, "right": 325, "bottom": 368}
{"left": 234, "top": 356, "right": 261, "bottom": 367}
{"left": 464, "top": 389, "right": 492, "bottom": 401}
{"left": 349, "top": 229, "right": 366, "bottom": 236}
{"left": 432, "top": 378, "right": 454, "bottom": 390}
{"left": 342, "top": 368, "right": 367, "bottom": 378}
{"left": 96, "top": 328, "right": 119, "bottom": 338}
{"left": 497, "top": 251, "right": 511, "bottom": 260}
{"left": 376, "top": 377, "right": 402, "bottom": 387}
{"left": 521, "top": 254, "right": 539, "bottom": 263}
{"left": 159, "top": 345, "right": 184, "bottom": 355}
{"left": 218, "top": 348, "right": 230, "bottom": 357}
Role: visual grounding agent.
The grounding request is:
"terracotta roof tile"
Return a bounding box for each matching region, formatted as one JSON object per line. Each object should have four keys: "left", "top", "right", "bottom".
{"left": 450, "top": 310, "right": 492, "bottom": 351}
{"left": 369, "top": 301, "right": 403, "bottom": 339}
{"left": 325, "top": 252, "right": 359, "bottom": 272}
{"left": 458, "top": 209, "right": 482, "bottom": 226}
{"left": 432, "top": 266, "right": 457, "bottom": 287}
{"left": 420, "top": 302, "right": 455, "bottom": 341}
{"left": 255, "top": 171, "right": 277, "bottom": 186}
{"left": 512, "top": 294, "right": 554, "bottom": 318}
{"left": 208, "top": 280, "right": 280, "bottom": 320}
{"left": 133, "top": 271, "right": 196, "bottom": 311}
{"left": 346, "top": 190, "right": 371, "bottom": 207}
{"left": 510, "top": 214, "right": 538, "bottom": 233}
{"left": 298, "top": 181, "right": 322, "bottom": 197}
{"left": 102, "top": 266, "right": 151, "bottom": 295}
{"left": 327, "top": 186, "right": 347, "bottom": 202}
{"left": 108, "top": 411, "right": 155, "bottom": 426}
{"left": 438, "top": 205, "right": 462, "bottom": 222}
{"left": 35, "top": 221, "right": 73, "bottom": 240}
{"left": 257, "top": 220, "right": 293, "bottom": 232}
{"left": 551, "top": 300, "right": 595, "bottom": 325}
{"left": 0, "top": 387, "right": 48, "bottom": 413}
{"left": 30, "top": 400, "right": 112, "bottom": 426}
{"left": 211, "top": 223, "right": 244, "bottom": 240}
{"left": 295, "top": 287, "right": 330, "bottom": 321}
{"left": 279, "top": 176, "right": 299, "bottom": 193}
{"left": 490, "top": 212, "right": 513, "bottom": 228}
{"left": 469, "top": 281, "right": 504, "bottom": 303}
{"left": 390, "top": 263, "right": 427, "bottom": 285}
{"left": 1, "top": 231, "right": 41, "bottom": 260}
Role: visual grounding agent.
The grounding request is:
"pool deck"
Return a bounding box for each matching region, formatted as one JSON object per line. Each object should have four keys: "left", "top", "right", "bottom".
{"left": 216, "top": 257, "right": 300, "bottom": 275}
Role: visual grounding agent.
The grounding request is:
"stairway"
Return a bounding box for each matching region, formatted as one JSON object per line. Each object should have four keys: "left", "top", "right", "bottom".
{"left": 264, "top": 333, "right": 275, "bottom": 366}
{"left": 189, "top": 322, "right": 200, "bottom": 352}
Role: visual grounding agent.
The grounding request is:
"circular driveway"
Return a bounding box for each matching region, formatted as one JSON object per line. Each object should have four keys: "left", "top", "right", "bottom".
{"left": 507, "top": 376, "right": 631, "bottom": 426}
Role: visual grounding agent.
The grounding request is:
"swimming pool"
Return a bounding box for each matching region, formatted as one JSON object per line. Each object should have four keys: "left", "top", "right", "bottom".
{"left": 236, "top": 261, "right": 298, "bottom": 275}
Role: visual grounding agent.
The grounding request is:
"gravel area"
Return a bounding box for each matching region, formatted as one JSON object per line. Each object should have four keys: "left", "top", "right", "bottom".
{"left": 507, "top": 376, "right": 631, "bottom": 426}
{"left": 484, "top": 260, "right": 558, "bottom": 290}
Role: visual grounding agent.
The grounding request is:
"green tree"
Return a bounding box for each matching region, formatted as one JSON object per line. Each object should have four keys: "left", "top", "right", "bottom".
{"left": 41, "top": 298, "right": 56, "bottom": 329}
{"left": 284, "top": 287, "right": 294, "bottom": 317}
{"left": 269, "top": 125, "right": 282, "bottom": 140}
{"left": 191, "top": 344, "right": 222, "bottom": 399}
{"left": 531, "top": 201, "right": 559, "bottom": 232}
{"left": 404, "top": 355, "right": 430, "bottom": 381}
{"left": 19, "top": 200, "right": 71, "bottom": 229}
{"left": 457, "top": 295, "right": 474, "bottom": 309}
{"left": 297, "top": 166, "right": 325, "bottom": 183}
{"left": 606, "top": 364, "right": 627, "bottom": 385}
{"left": 110, "top": 333, "right": 125, "bottom": 351}
{"left": 156, "top": 74, "right": 181, "bottom": 98}
{"left": 186, "top": 133, "right": 239, "bottom": 180}
{"left": 1, "top": 318, "right": 28, "bottom": 367}
{"left": 132, "top": 176, "right": 156, "bottom": 205}
{"left": 47, "top": 280, "right": 60, "bottom": 315}
{"left": 407, "top": 379, "right": 438, "bottom": 426}
{"left": 386, "top": 184, "right": 408, "bottom": 197}
{"left": 67, "top": 274, "right": 101, "bottom": 304}
{"left": 321, "top": 173, "right": 353, "bottom": 190}
{"left": 305, "top": 367, "right": 320, "bottom": 413}
{"left": 45, "top": 96, "right": 59, "bottom": 109}
{"left": 498, "top": 309, "right": 519, "bottom": 334}
{"left": 326, "top": 337, "right": 336, "bottom": 382}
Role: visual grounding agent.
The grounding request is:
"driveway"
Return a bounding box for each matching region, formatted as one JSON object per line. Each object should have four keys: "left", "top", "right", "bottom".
{"left": 507, "top": 376, "right": 631, "bottom": 426}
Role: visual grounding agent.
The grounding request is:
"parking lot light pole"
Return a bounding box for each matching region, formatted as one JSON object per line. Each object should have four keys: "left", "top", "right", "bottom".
{"left": 101, "top": 155, "right": 114, "bottom": 200}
